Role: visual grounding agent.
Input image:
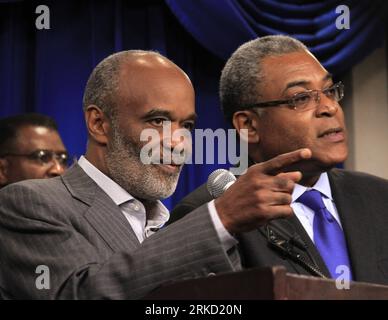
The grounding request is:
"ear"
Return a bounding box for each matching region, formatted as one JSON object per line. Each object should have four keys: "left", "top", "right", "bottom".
{"left": 0, "top": 158, "right": 9, "bottom": 187}
{"left": 84, "top": 105, "right": 111, "bottom": 145}
{"left": 232, "top": 110, "right": 260, "bottom": 144}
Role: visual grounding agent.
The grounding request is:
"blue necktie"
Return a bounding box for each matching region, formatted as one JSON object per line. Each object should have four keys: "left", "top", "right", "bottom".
{"left": 297, "top": 189, "right": 352, "bottom": 280}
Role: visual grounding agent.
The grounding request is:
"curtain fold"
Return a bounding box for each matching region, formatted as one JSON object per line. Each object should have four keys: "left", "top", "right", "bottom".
{"left": 165, "top": 0, "right": 387, "bottom": 75}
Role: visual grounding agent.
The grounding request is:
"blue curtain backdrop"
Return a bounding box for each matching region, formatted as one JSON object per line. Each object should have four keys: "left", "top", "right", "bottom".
{"left": 0, "top": 0, "right": 387, "bottom": 209}
{"left": 166, "top": 0, "right": 388, "bottom": 75}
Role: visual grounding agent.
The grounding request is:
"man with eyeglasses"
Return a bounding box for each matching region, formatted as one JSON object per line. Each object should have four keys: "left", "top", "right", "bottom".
{"left": 171, "top": 35, "right": 388, "bottom": 286}
{"left": 0, "top": 113, "right": 68, "bottom": 188}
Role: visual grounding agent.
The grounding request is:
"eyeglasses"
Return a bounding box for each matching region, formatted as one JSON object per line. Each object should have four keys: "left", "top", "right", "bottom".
{"left": 244, "top": 82, "right": 344, "bottom": 112}
{"left": 0, "top": 150, "right": 69, "bottom": 167}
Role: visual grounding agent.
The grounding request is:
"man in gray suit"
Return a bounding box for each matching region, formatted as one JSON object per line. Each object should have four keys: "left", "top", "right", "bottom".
{"left": 0, "top": 50, "right": 307, "bottom": 299}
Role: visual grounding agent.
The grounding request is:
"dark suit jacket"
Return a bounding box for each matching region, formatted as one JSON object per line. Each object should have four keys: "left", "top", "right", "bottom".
{"left": 170, "top": 169, "right": 388, "bottom": 285}
{"left": 0, "top": 164, "right": 240, "bottom": 299}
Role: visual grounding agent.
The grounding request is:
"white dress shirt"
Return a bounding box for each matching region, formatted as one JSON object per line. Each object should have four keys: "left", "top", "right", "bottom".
{"left": 78, "top": 156, "right": 237, "bottom": 249}
{"left": 78, "top": 156, "right": 169, "bottom": 243}
{"left": 291, "top": 172, "right": 343, "bottom": 242}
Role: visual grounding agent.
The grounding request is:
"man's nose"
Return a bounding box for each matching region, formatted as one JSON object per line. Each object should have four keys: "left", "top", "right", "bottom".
{"left": 47, "top": 160, "right": 66, "bottom": 177}
{"left": 163, "top": 125, "right": 191, "bottom": 148}
{"left": 315, "top": 92, "right": 339, "bottom": 117}
{"left": 161, "top": 137, "right": 186, "bottom": 156}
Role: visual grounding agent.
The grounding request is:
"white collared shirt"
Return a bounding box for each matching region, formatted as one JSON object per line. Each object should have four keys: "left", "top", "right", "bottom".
{"left": 78, "top": 156, "right": 236, "bottom": 250}
{"left": 291, "top": 172, "right": 343, "bottom": 242}
{"left": 78, "top": 156, "right": 169, "bottom": 243}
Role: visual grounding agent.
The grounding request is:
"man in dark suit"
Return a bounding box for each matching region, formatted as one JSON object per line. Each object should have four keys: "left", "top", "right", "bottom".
{"left": 171, "top": 35, "right": 388, "bottom": 285}
{"left": 0, "top": 50, "right": 278, "bottom": 299}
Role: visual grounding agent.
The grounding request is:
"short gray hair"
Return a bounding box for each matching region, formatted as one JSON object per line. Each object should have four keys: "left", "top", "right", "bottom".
{"left": 220, "top": 35, "right": 308, "bottom": 122}
{"left": 82, "top": 50, "right": 166, "bottom": 120}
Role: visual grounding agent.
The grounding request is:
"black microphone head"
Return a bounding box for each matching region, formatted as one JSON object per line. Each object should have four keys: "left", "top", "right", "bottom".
{"left": 207, "top": 169, "right": 236, "bottom": 199}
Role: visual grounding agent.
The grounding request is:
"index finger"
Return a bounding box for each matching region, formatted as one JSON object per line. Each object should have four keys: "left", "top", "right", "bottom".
{"left": 256, "top": 148, "right": 312, "bottom": 174}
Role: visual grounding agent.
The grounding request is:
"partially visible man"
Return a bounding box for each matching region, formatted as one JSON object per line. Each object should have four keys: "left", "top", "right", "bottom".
{"left": 0, "top": 113, "right": 68, "bottom": 188}
{"left": 171, "top": 35, "right": 388, "bottom": 286}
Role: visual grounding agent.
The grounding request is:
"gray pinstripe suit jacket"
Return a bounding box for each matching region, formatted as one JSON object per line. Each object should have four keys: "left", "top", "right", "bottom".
{"left": 0, "top": 164, "right": 240, "bottom": 299}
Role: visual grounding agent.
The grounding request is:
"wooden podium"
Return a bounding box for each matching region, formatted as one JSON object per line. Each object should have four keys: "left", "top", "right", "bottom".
{"left": 145, "top": 266, "right": 388, "bottom": 300}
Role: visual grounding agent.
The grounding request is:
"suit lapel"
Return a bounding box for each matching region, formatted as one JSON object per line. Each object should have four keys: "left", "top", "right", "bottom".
{"left": 267, "top": 216, "right": 331, "bottom": 277}
{"left": 328, "top": 169, "right": 377, "bottom": 281}
{"left": 62, "top": 164, "right": 140, "bottom": 252}
{"left": 286, "top": 215, "right": 331, "bottom": 277}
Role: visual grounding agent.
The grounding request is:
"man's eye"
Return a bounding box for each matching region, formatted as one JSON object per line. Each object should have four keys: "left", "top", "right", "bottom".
{"left": 324, "top": 87, "right": 336, "bottom": 97}
{"left": 59, "top": 154, "right": 69, "bottom": 165}
{"left": 293, "top": 93, "right": 311, "bottom": 104}
{"left": 183, "top": 122, "right": 195, "bottom": 131}
{"left": 40, "top": 153, "right": 52, "bottom": 163}
{"left": 149, "top": 118, "right": 167, "bottom": 126}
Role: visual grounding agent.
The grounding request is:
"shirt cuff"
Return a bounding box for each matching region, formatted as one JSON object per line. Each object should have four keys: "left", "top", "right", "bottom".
{"left": 207, "top": 200, "right": 238, "bottom": 251}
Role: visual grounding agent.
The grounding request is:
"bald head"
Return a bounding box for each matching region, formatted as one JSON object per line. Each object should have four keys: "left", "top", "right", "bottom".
{"left": 83, "top": 50, "right": 188, "bottom": 120}
{"left": 82, "top": 50, "right": 195, "bottom": 200}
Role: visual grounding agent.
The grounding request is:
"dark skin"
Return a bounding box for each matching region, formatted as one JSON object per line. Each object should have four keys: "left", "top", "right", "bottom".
{"left": 215, "top": 148, "right": 311, "bottom": 233}
{"left": 83, "top": 53, "right": 311, "bottom": 235}
{"left": 83, "top": 55, "right": 196, "bottom": 178}
{"left": 0, "top": 125, "right": 67, "bottom": 187}
{"left": 216, "top": 50, "right": 348, "bottom": 233}
{"left": 253, "top": 51, "right": 347, "bottom": 184}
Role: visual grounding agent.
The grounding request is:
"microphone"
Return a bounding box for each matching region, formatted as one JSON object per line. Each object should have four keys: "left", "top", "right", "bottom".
{"left": 207, "top": 169, "right": 236, "bottom": 198}
{"left": 206, "top": 168, "right": 326, "bottom": 278}
{"left": 168, "top": 169, "right": 236, "bottom": 225}
{"left": 265, "top": 223, "right": 326, "bottom": 278}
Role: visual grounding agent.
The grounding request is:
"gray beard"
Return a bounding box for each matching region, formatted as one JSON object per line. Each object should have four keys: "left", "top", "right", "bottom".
{"left": 105, "top": 126, "right": 181, "bottom": 201}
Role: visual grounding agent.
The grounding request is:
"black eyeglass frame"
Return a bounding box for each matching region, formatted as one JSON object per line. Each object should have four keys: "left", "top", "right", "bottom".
{"left": 242, "top": 81, "right": 344, "bottom": 111}
{"left": 0, "top": 149, "right": 69, "bottom": 167}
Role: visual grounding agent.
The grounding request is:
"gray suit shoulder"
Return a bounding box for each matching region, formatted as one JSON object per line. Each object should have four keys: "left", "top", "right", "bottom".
{"left": 0, "top": 176, "right": 65, "bottom": 196}
{"left": 0, "top": 176, "right": 77, "bottom": 222}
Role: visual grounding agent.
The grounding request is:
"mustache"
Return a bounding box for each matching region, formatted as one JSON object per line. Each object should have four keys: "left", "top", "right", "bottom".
{"left": 111, "top": 130, "right": 191, "bottom": 166}
{"left": 140, "top": 142, "right": 191, "bottom": 165}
